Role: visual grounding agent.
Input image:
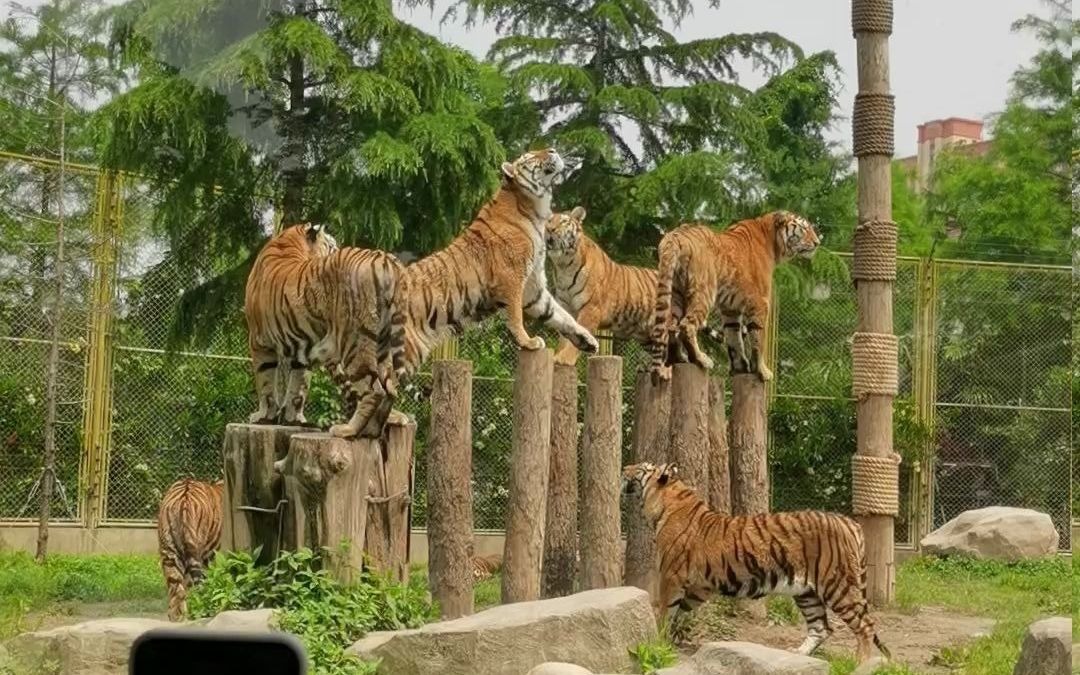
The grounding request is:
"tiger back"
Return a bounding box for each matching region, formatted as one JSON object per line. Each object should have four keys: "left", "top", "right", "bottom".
{"left": 157, "top": 477, "right": 224, "bottom": 621}
{"left": 649, "top": 211, "right": 820, "bottom": 384}
{"left": 399, "top": 149, "right": 598, "bottom": 374}
{"left": 622, "top": 462, "right": 889, "bottom": 663}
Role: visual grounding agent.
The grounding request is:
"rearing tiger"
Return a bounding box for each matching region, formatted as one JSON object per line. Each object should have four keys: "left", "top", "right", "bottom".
{"left": 622, "top": 462, "right": 890, "bottom": 663}
{"left": 244, "top": 222, "right": 408, "bottom": 438}
{"left": 398, "top": 149, "right": 598, "bottom": 372}
{"left": 650, "top": 211, "right": 820, "bottom": 384}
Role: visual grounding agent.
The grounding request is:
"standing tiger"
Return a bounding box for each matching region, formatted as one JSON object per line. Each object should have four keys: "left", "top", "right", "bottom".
{"left": 244, "top": 222, "right": 408, "bottom": 438}
{"left": 545, "top": 206, "right": 722, "bottom": 367}
{"left": 158, "top": 477, "right": 224, "bottom": 622}
{"left": 398, "top": 149, "right": 598, "bottom": 373}
{"left": 622, "top": 463, "right": 890, "bottom": 663}
{"left": 649, "top": 211, "right": 820, "bottom": 384}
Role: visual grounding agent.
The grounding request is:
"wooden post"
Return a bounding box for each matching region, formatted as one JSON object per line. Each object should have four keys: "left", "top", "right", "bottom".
{"left": 426, "top": 360, "right": 474, "bottom": 619}
{"left": 542, "top": 363, "right": 579, "bottom": 598}
{"left": 730, "top": 374, "right": 768, "bottom": 516}
{"left": 708, "top": 375, "right": 731, "bottom": 513}
{"left": 578, "top": 356, "right": 622, "bottom": 590}
{"left": 502, "top": 348, "right": 554, "bottom": 604}
{"left": 668, "top": 363, "right": 709, "bottom": 495}
{"left": 852, "top": 0, "right": 898, "bottom": 604}
{"left": 221, "top": 424, "right": 307, "bottom": 565}
{"left": 364, "top": 416, "right": 415, "bottom": 583}
{"left": 623, "top": 372, "right": 670, "bottom": 595}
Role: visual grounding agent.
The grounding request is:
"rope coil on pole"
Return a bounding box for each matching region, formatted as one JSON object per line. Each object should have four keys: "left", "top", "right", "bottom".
{"left": 852, "top": 93, "right": 895, "bottom": 158}
{"left": 852, "top": 219, "right": 897, "bottom": 282}
{"left": 851, "top": 332, "right": 898, "bottom": 399}
{"left": 851, "top": 0, "right": 893, "bottom": 35}
{"left": 851, "top": 453, "right": 901, "bottom": 516}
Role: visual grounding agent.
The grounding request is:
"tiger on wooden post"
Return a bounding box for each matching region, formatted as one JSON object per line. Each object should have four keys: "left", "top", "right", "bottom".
{"left": 157, "top": 477, "right": 224, "bottom": 622}
{"left": 397, "top": 149, "right": 598, "bottom": 374}
{"left": 244, "top": 222, "right": 408, "bottom": 438}
{"left": 621, "top": 462, "right": 891, "bottom": 663}
{"left": 649, "top": 211, "right": 820, "bottom": 385}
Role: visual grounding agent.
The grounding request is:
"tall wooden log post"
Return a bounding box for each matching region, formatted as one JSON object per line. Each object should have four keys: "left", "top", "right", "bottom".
{"left": 852, "top": 0, "right": 900, "bottom": 605}
{"left": 623, "top": 372, "right": 671, "bottom": 595}
{"left": 543, "top": 363, "right": 579, "bottom": 597}
{"left": 668, "top": 363, "right": 709, "bottom": 496}
{"left": 427, "top": 360, "right": 474, "bottom": 619}
{"left": 502, "top": 348, "right": 554, "bottom": 603}
{"left": 579, "top": 356, "right": 623, "bottom": 590}
{"left": 708, "top": 376, "right": 731, "bottom": 513}
{"left": 730, "top": 373, "right": 768, "bottom": 516}
{"left": 364, "top": 417, "right": 415, "bottom": 584}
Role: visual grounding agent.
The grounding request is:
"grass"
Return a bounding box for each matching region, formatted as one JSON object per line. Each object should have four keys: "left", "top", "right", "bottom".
{"left": 0, "top": 551, "right": 164, "bottom": 639}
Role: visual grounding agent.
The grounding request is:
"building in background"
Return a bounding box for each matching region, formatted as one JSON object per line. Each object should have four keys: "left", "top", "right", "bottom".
{"left": 897, "top": 117, "right": 992, "bottom": 192}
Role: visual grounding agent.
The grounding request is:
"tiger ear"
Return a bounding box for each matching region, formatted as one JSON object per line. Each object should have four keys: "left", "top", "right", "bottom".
{"left": 570, "top": 206, "right": 586, "bottom": 222}
{"left": 304, "top": 222, "right": 323, "bottom": 241}
{"left": 501, "top": 161, "right": 516, "bottom": 179}
{"left": 657, "top": 463, "right": 679, "bottom": 486}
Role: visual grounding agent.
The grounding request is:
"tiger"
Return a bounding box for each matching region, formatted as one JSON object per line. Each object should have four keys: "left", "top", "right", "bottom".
{"left": 621, "top": 462, "right": 890, "bottom": 663}
{"left": 157, "top": 477, "right": 224, "bottom": 622}
{"left": 471, "top": 553, "right": 503, "bottom": 583}
{"left": 244, "top": 222, "right": 408, "bottom": 438}
{"left": 398, "top": 149, "right": 598, "bottom": 374}
{"left": 649, "top": 210, "right": 820, "bottom": 384}
{"left": 545, "top": 206, "right": 723, "bottom": 368}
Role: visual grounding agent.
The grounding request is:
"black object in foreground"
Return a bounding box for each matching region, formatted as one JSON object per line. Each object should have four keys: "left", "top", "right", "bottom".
{"left": 130, "top": 628, "right": 306, "bottom": 675}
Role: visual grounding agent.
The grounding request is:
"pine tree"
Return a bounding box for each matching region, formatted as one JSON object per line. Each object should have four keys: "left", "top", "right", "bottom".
{"left": 97, "top": 0, "right": 511, "bottom": 346}
{"left": 450, "top": 0, "right": 848, "bottom": 261}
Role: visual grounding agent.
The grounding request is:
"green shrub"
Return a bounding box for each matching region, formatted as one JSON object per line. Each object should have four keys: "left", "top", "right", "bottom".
{"left": 188, "top": 546, "right": 432, "bottom": 675}
{"left": 629, "top": 636, "right": 677, "bottom": 674}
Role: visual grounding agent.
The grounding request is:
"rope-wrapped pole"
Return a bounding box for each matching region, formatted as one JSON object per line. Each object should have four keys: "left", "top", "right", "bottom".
{"left": 852, "top": 0, "right": 898, "bottom": 605}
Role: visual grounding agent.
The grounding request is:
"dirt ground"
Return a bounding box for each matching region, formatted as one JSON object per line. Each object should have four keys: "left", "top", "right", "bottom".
{"left": 683, "top": 600, "right": 996, "bottom": 672}
{"left": 17, "top": 599, "right": 168, "bottom": 635}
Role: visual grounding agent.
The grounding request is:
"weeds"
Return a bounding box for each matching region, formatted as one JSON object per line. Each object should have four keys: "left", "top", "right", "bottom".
{"left": 629, "top": 636, "right": 677, "bottom": 674}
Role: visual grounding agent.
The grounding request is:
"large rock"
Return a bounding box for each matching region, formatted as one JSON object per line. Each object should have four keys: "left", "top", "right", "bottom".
{"left": 204, "top": 608, "right": 277, "bottom": 633}
{"left": 657, "top": 642, "right": 828, "bottom": 675}
{"left": 920, "top": 507, "right": 1059, "bottom": 561}
{"left": 348, "top": 587, "right": 657, "bottom": 674}
{"left": 1013, "top": 617, "right": 1070, "bottom": 675}
{"left": 526, "top": 664, "right": 594, "bottom": 675}
{"left": 5, "top": 617, "right": 171, "bottom": 675}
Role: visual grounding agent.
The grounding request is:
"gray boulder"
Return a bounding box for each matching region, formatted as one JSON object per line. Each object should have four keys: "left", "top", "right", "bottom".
{"left": 348, "top": 587, "right": 657, "bottom": 674}
{"left": 5, "top": 617, "right": 171, "bottom": 675}
{"left": 526, "top": 664, "right": 594, "bottom": 675}
{"left": 920, "top": 507, "right": 1059, "bottom": 561}
{"left": 1013, "top": 617, "right": 1070, "bottom": 675}
{"left": 657, "top": 642, "right": 828, "bottom": 675}
{"left": 204, "top": 608, "right": 277, "bottom": 633}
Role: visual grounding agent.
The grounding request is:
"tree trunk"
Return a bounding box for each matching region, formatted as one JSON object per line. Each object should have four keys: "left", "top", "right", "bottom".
{"left": 426, "top": 360, "right": 474, "bottom": 618}
{"left": 501, "top": 348, "right": 553, "bottom": 604}
{"left": 578, "top": 356, "right": 622, "bottom": 590}
{"left": 281, "top": 5, "right": 307, "bottom": 224}
{"left": 623, "top": 372, "right": 670, "bottom": 595}
{"left": 542, "top": 363, "right": 579, "bottom": 598}
{"left": 730, "top": 374, "right": 768, "bottom": 516}
{"left": 708, "top": 375, "right": 731, "bottom": 513}
{"left": 221, "top": 423, "right": 308, "bottom": 565}
{"left": 364, "top": 416, "right": 415, "bottom": 583}
{"left": 668, "top": 364, "right": 709, "bottom": 497}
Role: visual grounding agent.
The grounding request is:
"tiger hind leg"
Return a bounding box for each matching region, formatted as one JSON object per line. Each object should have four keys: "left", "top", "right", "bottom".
{"left": 720, "top": 312, "right": 751, "bottom": 375}
{"left": 280, "top": 361, "right": 313, "bottom": 426}
{"left": 330, "top": 371, "right": 387, "bottom": 439}
{"left": 161, "top": 555, "right": 188, "bottom": 622}
{"left": 793, "top": 590, "right": 832, "bottom": 655}
{"left": 677, "top": 287, "right": 714, "bottom": 371}
{"left": 830, "top": 586, "right": 887, "bottom": 663}
{"left": 249, "top": 346, "right": 280, "bottom": 424}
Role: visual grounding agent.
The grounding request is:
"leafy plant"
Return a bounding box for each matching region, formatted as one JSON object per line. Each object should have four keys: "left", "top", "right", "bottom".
{"left": 629, "top": 636, "right": 677, "bottom": 674}
{"left": 188, "top": 546, "right": 432, "bottom": 675}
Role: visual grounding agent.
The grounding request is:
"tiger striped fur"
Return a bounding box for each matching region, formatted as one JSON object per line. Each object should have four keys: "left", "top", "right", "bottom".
{"left": 622, "top": 462, "right": 890, "bottom": 663}
{"left": 471, "top": 553, "right": 503, "bottom": 583}
{"left": 649, "top": 211, "right": 820, "bottom": 385}
{"left": 244, "top": 222, "right": 408, "bottom": 438}
{"left": 398, "top": 149, "right": 598, "bottom": 374}
{"left": 157, "top": 477, "right": 224, "bottom": 622}
{"left": 545, "top": 206, "right": 722, "bottom": 368}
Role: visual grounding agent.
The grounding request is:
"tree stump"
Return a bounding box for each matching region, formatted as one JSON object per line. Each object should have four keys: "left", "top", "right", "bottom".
{"left": 502, "top": 348, "right": 554, "bottom": 604}
{"left": 669, "top": 363, "right": 709, "bottom": 496}
{"left": 730, "top": 373, "right": 768, "bottom": 516}
{"left": 221, "top": 424, "right": 308, "bottom": 565}
{"left": 579, "top": 356, "right": 623, "bottom": 590}
{"left": 623, "top": 372, "right": 671, "bottom": 596}
{"left": 542, "top": 363, "right": 579, "bottom": 598}
{"left": 427, "top": 360, "right": 475, "bottom": 618}
{"left": 708, "top": 375, "right": 731, "bottom": 514}
{"left": 364, "top": 417, "right": 415, "bottom": 583}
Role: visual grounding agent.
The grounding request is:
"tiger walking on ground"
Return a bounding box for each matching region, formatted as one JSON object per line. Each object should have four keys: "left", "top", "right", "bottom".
{"left": 158, "top": 477, "right": 224, "bottom": 622}
{"left": 621, "top": 462, "right": 890, "bottom": 663}
{"left": 649, "top": 211, "right": 820, "bottom": 384}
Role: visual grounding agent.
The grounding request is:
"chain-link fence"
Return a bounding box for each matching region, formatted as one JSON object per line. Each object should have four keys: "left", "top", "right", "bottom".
{"left": 0, "top": 152, "right": 1071, "bottom": 549}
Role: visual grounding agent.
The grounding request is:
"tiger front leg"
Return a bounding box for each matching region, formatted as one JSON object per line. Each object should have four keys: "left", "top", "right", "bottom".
{"left": 496, "top": 272, "right": 544, "bottom": 351}
{"left": 720, "top": 311, "right": 751, "bottom": 375}
{"left": 248, "top": 346, "right": 280, "bottom": 424}
{"left": 524, "top": 276, "right": 598, "bottom": 357}
{"left": 744, "top": 301, "right": 772, "bottom": 382}
{"left": 552, "top": 305, "right": 601, "bottom": 366}
{"left": 330, "top": 372, "right": 387, "bottom": 439}
{"left": 279, "top": 362, "right": 314, "bottom": 426}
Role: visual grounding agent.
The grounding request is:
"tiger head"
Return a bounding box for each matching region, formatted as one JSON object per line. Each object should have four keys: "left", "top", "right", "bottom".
{"left": 501, "top": 148, "right": 567, "bottom": 202}
{"left": 622, "top": 462, "right": 682, "bottom": 520}
{"left": 772, "top": 211, "right": 820, "bottom": 260}
{"left": 545, "top": 206, "right": 586, "bottom": 257}
{"left": 301, "top": 222, "right": 339, "bottom": 255}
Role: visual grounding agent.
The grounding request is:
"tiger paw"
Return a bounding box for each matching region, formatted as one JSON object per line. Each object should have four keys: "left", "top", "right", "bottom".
{"left": 248, "top": 412, "right": 277, "bottom": 425}
{"left": 573, "top": 330, "right": 599, "bottom": 353}
{"left": 329, "top": 422, "right": 359, "bottom": 438}
{"left": 553, "top": 350, "right": 579, "bottom": 367}
{"left": 695, "top": 352, "right": 715, "bottom": 371}
{"left": 387, "top": 409, "right": 412, "bottom": 426}
{"left": 519, "top": 336, "right": 545, "bottom": 351}
{"left": 757, "top": 363, "right": 774, "bottom": 382}
{"left": 649, "top": 365, "right": 672, "bottom": 387}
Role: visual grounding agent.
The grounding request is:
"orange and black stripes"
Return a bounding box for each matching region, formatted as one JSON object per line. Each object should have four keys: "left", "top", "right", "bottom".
{"left": 157, "top": 478, "right": 223, "bottom": 622}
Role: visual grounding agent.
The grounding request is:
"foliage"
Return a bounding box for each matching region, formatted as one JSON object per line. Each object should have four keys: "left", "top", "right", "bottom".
{"left": 629, "top": 635, "right": 677, "bottom": 674}
{"left": 189, "top": 546, "right": 431, "bottom": 675}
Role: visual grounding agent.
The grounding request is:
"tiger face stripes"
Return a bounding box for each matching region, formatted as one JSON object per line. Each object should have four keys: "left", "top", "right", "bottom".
{"left": 157, "top": 477, "right": 224, "bottom": 622}
{"left": 649, "top": 211, "right": 820, "bottom": 384}
{"left": 399, "top": 149, "right": 598, "bottom": 372}
{"left": 244, "top": 222, "right": 408, "bottom": 439}
{"left": 622, "top": 462, "right": 889, "bottom": 663}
